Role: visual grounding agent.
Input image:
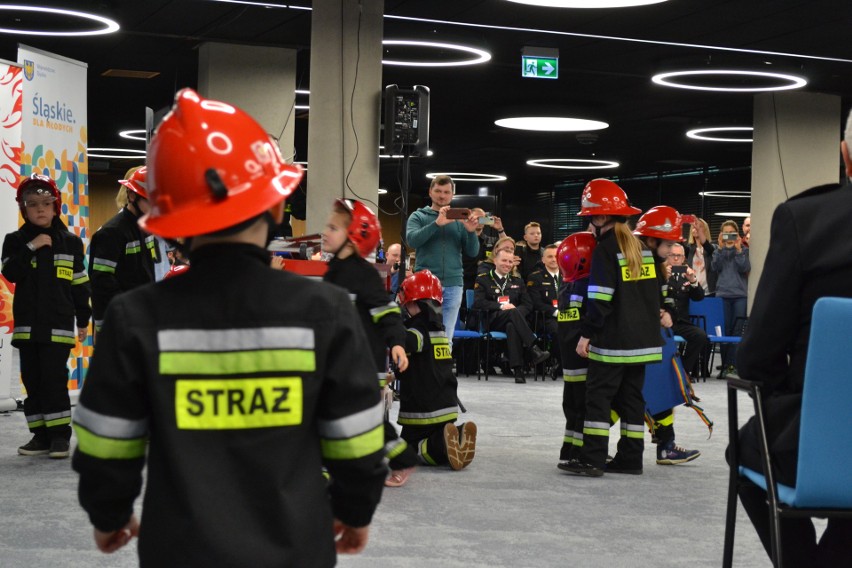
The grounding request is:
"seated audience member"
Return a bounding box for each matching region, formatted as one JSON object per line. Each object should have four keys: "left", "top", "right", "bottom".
{"left": 477, "top": 235, "right": 519, "bottom": 278}
{"left": 462, "top": 208, "right": 506, "bottom": 292}
{"left": 516, "top": 222, "right": 543, "bottom": 281}
{"left": 386, "top": 243, "right": 412, "bottom": 299}
{"left": 665, "top": 242, "right": 709, "bottom": 379}
{"left": 526, "top": 243, "right": 562, "bottom": 378}
{"left": 473, "top": 249, "right": 549, "bottom": 384}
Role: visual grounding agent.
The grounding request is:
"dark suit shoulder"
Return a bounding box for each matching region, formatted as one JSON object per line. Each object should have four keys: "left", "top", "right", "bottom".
{"left": 787, "top": 182, "right": 844, "bottom": 202}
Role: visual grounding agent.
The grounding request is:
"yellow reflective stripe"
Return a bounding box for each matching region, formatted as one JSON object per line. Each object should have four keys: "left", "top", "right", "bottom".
{"left": 386, "top": 438, "right": 407, "bottom": 460}
{"left": 418, "top": 439, "right": 438, "bottom": 466}
{"left": 588, "top": 352, "right": 661, "bottom": 364}
{"left": 564, "top": 373, "right": 586, "bottom": 382}
{"left": 175, "top": 377, "right": 303, "bottom": 430}
{"left": 371, "top": 305, "right": 401, "bottom": 323}
{"left": 12, "top": 332, "right": 31, "bottom": 340}
{"left": 45, "top": 416, "right": 71, "bottom": 427}
{"left": 73, "top": 424, "right": 147, "bottom": 460}
{"left": 51, "top": 335, "right": 76, "bottom": 345}
{"left": 321, "top": 424, "right": 384, "bottom": 460}
{"left": 72, "top": 274, "right": 90, "bottom": 285}
{"left": 27, "top": 419, "right": 45, "bottom": 428}
{"left": 398, "top": 411, "right": 458, "bottom": 426}
{"left": 92, "top": 264, "right": 116, "bottom": 273}
{"left": 621, "top": 429, "right": 644, "bottom": 439}
{"left": 655, "top": 413, "right": 675, "bottom": 427}
{"left": 583, "top": 427, "right": 608, "bottom": 437}
{"left": 160, "top": 349, "right": 315, "bottom": 375}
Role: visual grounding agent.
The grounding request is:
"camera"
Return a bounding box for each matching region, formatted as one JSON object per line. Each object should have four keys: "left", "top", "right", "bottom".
{"left": 478, "top": 215, "right": 495, "bottom": 226}
{"left": 722, "top": 233, "right": 739, "bottom": 242}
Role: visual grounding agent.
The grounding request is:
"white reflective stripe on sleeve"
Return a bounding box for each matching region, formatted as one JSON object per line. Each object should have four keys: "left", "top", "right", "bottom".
{"left": 158, "top": 327, "right": 315, "bottom": 352}
{"left": 318, "top": 400, "right": 384, "bottom": 439}
{"left": 73, "top": 403, "right": 149, "bottom": 438}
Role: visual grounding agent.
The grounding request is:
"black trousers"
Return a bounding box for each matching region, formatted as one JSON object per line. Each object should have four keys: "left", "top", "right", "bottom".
{"left": 556, "top": 329, "right": 587, "bottom": 461}
{"left": 540, "top": 318, "right": 561, "bottom": 368}
{"left": 18, "top": 342, "right": 73, "bottom": 441}
{"left": 489, "top": 309, "right": 535, "bottom": 368}
{"left": 580, "top": 361, "right": 646, "bottom": 469}
{"left": 401, "top": 422, "right": 451, "bottom": 467}
{"left": 671, "top": 321, "right": 708, "bottom": 378}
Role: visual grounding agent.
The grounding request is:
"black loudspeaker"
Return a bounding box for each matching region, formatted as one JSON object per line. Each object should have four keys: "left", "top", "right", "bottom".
{"left": 383, "top": 85, "right": 430, "bottom": 156}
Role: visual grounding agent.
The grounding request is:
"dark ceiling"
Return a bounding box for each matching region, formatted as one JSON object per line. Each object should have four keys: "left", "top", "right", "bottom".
{"left": 2, "top": 0, "right": 852, "bottom": 200}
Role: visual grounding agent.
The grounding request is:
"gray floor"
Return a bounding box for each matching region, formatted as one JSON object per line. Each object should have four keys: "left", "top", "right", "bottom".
{"left": 0, "top": 361, "right": 787, "bottom": 567}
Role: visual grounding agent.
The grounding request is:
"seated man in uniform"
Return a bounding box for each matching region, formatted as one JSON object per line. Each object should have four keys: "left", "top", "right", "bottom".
{"left": 664, "top": 242, "right": 709, "bottom": 379}
{"left": 526, "top": 243, "right": 562, "bottom": 379}
{"left": 473, "top": 249, "right": 549, "bottom": 384}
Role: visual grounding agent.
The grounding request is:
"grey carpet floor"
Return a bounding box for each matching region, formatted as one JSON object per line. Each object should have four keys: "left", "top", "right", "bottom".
{"left": 0, "top": 358, "right": 787, "bottom": 567}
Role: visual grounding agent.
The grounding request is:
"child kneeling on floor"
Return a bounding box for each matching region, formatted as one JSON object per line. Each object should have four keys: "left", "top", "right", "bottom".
{"left": 388, "top": 270, "right": 477, "bottom": 486}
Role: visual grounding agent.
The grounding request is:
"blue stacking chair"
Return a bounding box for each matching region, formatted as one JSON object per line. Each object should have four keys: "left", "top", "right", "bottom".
{"left": 453, "top": 293, "right": 482, "bottom": 380}
{"left": 689, "top": 296, "right": 742, "bottom": 372}
{"left": 723, "top": 297, "right": 852, "bottom": 568}
{"left": 465, "top": 289, "right": 507, "bottom": 381}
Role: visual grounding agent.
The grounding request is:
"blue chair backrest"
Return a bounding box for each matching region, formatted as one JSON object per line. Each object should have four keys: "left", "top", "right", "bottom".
{"left": 689, "top": 296, "right": 725, "bottom": 336}
{"left": 465, "top": 289, "right": 475, "bottom": 310}
{"left": 794, "top": 296, "right": 852, "bottom": 507}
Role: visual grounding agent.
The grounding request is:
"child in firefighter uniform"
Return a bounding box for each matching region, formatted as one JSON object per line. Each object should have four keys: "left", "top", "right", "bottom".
{"left": 72, "top": 89, "right": 387, "bottom": 566}
{"left": 394, "top": 270, "right": 477, "bottom": 484}
{"left": 632, "top": 205, "right": 701, "bottom": 465}
{"left": 554, "top": 232, "right": 596, "bottom": 465}
{"left": 561, "top": 179, "right": 663, "bottom": 477}
{"left": 2, "top": 174, "right": 91, "bottom": 458}
{"left": 88, "top": 166, "right": 156, "bottom": 333}
{"left": 321, "top": 198, "right": 420, "bottom": 486}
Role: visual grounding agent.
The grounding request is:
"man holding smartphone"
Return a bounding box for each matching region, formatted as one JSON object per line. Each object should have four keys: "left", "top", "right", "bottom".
{"left": 406, "top": 175, "right": 481, "bottom": 343}
{"left": 665, "top": 243, "right": 709, "bottom": 379}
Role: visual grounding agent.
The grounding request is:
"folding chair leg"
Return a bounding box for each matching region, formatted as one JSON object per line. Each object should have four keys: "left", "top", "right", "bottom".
{"left": 722, "top": 475, "right": 738, "bottom": 568}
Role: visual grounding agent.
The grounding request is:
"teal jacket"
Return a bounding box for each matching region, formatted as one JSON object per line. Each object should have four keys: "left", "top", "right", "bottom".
{"left": 406, "top": 206, "right": 479, "bottom": 287}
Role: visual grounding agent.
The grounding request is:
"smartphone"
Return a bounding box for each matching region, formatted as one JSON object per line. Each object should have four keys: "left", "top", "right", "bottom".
{"left": 478, "top": 215, "right": 495, "bottom": 226}
{"left": 671, "top": 265, "right": 687, "bottom": 275}
{"left": 722, "top": 233, "right": 738, "bottom": 242}
{"left": 445, "top": 208, "right": 471, "bottom": 220}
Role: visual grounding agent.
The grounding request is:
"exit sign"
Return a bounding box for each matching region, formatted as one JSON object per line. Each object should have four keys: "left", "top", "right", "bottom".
{"left": 521, "top": 56, "right": 558, "bottom": 79}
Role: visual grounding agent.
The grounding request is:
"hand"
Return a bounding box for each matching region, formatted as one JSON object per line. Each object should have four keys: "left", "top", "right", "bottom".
{"left": 77, "top": 327, "right": 88, "bottom": 342}
{"left": 94, "top": 515, "right": 139, "bottom": 553}
{"left": 685, "top": 267, "right": 697, "bottom": 284}
{"left": 734, "top": 237, "right": 742, "bottom": 252}
{"left": 391, "top": 345, "right": 408, "bottom": 372}
{"left": 333, "top": 519, "right": 370, "bottom": 554}
{"left": 663, "top": 264, "right": 672, "bottom": 280}
{"left": 500, "top": 302, "right": 515, "bottom": 310}
{"left": 30, "top": 234, "right": 52, "bottom": 250}
{"left": 462, "top": 211, "right": 482, "bottom": 233}
{"left": 696, "top": 224, "right": 706, "bottom": 244}
{"left": 512, "top": 255, "right": 521, "bottom": 268}
{"left": 660, "top": 310, "right": 673, "bottom": 328}
{"left": 576, "top": 336, "right": 590, "bottom": 358}
{"left": 435, "top": 206, "right": 452, "bottom": 227}
{"left": 742, "top": 234, "right": 750, "bottom": 247}
{"left": 492, "top": 215, "right": 504, "bottom": 232}
{"left": 270, "top": 256, "right": 284, "bottom": 270}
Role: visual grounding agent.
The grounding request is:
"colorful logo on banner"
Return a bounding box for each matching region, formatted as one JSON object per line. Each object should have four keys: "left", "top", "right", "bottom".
{"left": 18, "top": 47, "right": 90, "bottom": 389}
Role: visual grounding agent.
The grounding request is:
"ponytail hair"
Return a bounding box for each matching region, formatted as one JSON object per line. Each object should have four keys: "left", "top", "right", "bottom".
{"left": 614, "top": 221, "right": 643, "bottom": 279}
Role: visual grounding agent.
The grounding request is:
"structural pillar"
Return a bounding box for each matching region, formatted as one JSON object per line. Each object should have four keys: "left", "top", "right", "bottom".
{"left": 306, "top": 0, "right": 384, "bottom": 234}
{"left": 748, "top": 91, "right": 840, "bottom": 306}
{"left": 198, "top": 42, "right": 298, "bottom": 164}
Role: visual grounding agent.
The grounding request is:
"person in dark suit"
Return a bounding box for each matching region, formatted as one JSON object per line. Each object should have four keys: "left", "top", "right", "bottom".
{"left": 473, "top": 248, "right": 549, "bottom": 383}
{"left": 733, "top": 112, "right": 852, "bottom": 567}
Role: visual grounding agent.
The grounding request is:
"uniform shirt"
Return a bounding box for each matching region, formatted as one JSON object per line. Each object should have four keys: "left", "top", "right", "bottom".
{"left": 472, "top": 269, "right": 533, "bottom": 319}
{"left": 2, "top": 217, "right": 91, "bottom": 346}
{"left": 89, "top": 207, "right": 156, "bottom": 330}
{"left": 527, "top": 267, "right": 561, "bottom": 316}
{"left": 579, "top": 230, "right": 663, "bottom": 364}
{"left": 72, "top": 243, "right": 386, "bottom": 568}
{"left": 397, "top": 311, "right": 459, "bottom": 432}
{"left": 324, "top": 254, "right": 406, "bottom": 381}
{"left": 665, "top": 270, "right": 705, "bottom": 324}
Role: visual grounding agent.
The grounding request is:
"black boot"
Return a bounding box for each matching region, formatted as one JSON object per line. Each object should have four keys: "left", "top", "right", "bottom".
{"left": 513, "top": 367, "right": 526, "bottom": 384}
{"left": 527, "top": 345, "right": 550, "bottom": 366}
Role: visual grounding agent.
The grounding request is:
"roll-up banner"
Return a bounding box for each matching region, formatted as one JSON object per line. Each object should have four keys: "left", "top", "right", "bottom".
{"left": 0, "top": 59, "right": 22, "bottom": 412}
{"left": 17, "top": 45, "right": 90, "bottom": 397}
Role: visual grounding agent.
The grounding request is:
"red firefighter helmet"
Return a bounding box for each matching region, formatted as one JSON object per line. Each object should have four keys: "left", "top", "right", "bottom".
{"left": 556, "top": 231, "right": 597, "bottom": 283}
{"left": 140, "top": 88, "right": 303, "bottom": 239}
{"left": 398, "top": 269, "right": 443, "bottom": 305}
{"left": 164, "top": 264, "right": 190, "bottom": 279}
{"left": 16, "top": 174, "right": 62, "bottom": 217}
{"left": 335, "top": 198, "right": 381, "bottom": 258}
{"left": 577, "top": 178, "right": 641, "bottom": 217}
{"left": 119, "top": 166, "right": 149, "bottom": 199}
{"left": 633, "top": 205, "right": 696, "bottom": 242}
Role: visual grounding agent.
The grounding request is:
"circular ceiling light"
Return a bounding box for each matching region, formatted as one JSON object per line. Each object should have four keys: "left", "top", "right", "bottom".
{"left": 378, "top": 188, "right": 388, "bottom": 194}
{"left": 651, "top": 70, "right": 807, "bottom": 92}
{"left": 698, "top": 191, "right": 751, "bottom": 198}
{"left": 714, "top": 212, "right": 750, "bottom": 217}
{"left": 293, "top": 161, "right": 307, "bottom": 171}
{"left": 687, "top": 127, "right": 753, "bottom": 142}
{"left": 426, "top": 172, "right": 507, "bottom": 182}
{"left": 87, "top": 148, "right": 146, "bottom": 159}
{"left": 381, "top": 150, "right": 434, "bottom": 158}
{"left": 0, "top": 5, "right": 120, "bottom": 36}
{"left": 527, "top": 158, "right": 619, "bottom": 169}
{"left": 495, "top": 116, "right": 608, "bottom": 132}
{"left": 504, "top": 0, "right": 668, "bottom": 6}
{"left": 382, "top": 40, "right": 491, "bottom": 67}
{"left": 119, "top": 129, "right": 146, "bottom": 141}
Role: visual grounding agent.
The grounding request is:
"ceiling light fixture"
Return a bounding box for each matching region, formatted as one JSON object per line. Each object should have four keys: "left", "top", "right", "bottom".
{"left": 294, "top": 89, "right": 310, "bottom": 95}
{"left": 119, "top": 129, "right": 146, "bottom": 141}
{"left": 0, "top": 5, "right": 120, "bottom": 36}
{"left": 426, "top": 172, "right": 507, "bottom": 182}
{"left": 714, "top": 212, "right": 750, "bottom": 217}
{"left": 652, "top": 70, "right": 807, "bottom": 92}
{"left": 381, "top": 150, "right": 434, "bottom": 158}
{"left": 495, "top": 117, "right": 608, "bottom": 132}
{"left": 527, "top": 158, "right": 619, "bottom": 169}
{"left": 209, "top": 1, "right": 310, "bottom": 9}
{"left": 87, "top": 148, "right": 146, "bottom": 159}
{"left": 378, "top": 188, "right": 388, "bottom": 194}
{"left": 687, "top": 127, "right": 753, "bottom": 142}
{"left": 382, "top": 40, "right": 491, "bottom": 67}
{"left": 698, "top": 191, "right": 751, "bottom": 198}
{"left": 504, "top": 0, "right": 668, "bottom": 7}
{"left": 293, "top": 161, "right": 307, "bottom": 171}
{"left": 294, "top": 105, "right": 309, "bottom": 110}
